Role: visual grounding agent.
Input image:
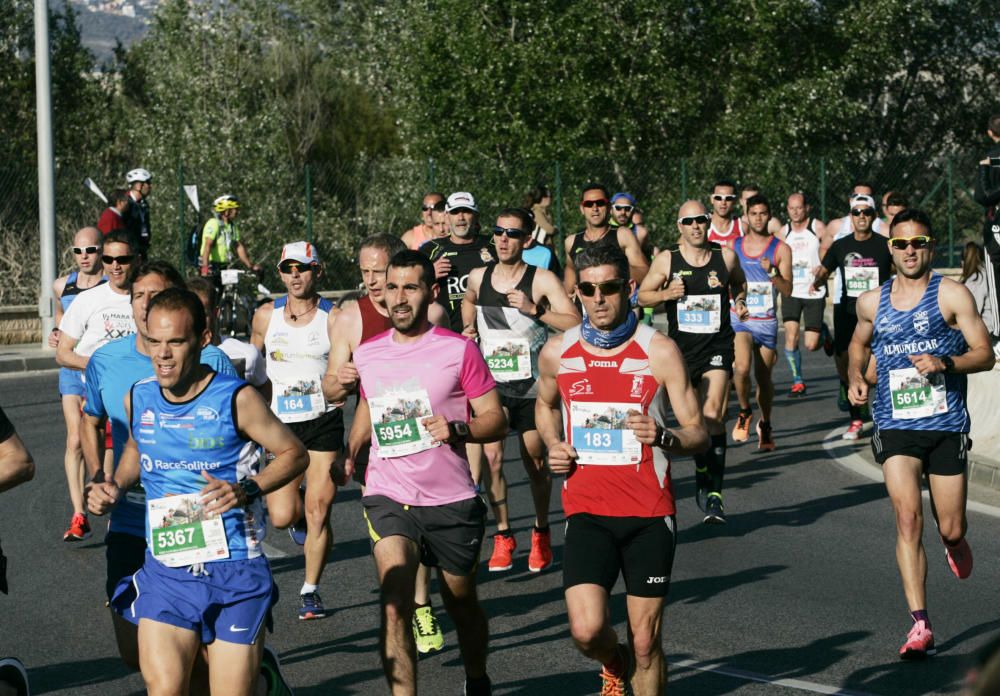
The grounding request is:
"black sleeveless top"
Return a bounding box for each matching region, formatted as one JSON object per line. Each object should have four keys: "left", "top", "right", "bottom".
{"left": 664, "top": 244, "right": 734, "bottom": 356}
{"left": 569, "top": 227, "right": 619, "bottom": 261}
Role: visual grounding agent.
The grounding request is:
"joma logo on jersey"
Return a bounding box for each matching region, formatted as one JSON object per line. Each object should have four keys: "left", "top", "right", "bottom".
{"left": 189, "top": 435, "right": 225, "bottom": 450}
{"left": 588, "top": 360, "right": 618, "bottom": 368}
{"left": 646, "top": 576, "right": 667, "bottom": 584}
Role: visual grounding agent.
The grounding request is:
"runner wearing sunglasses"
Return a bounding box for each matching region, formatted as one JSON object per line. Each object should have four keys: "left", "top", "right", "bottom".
{"left": 638, "top": 200, "right": 749, "bottom": 523}
{"left": 707, "top": 179, "right": 746, "bottom": 248}
{"left": 51, "top": 227, "right": 107, "bottom": 541}
{"left": 402, "top": 192, "right": 446, "bottom": 251}
{"left": 609, "top": 192, "right": 652, "bottom": 258}
{"left": 460, "top": 208, "right": 580, "bottom": 574}
{"left": 536, "top": 244, "right": 707, "bottom": 695}
{"left": 847, "top": 208, "right": 994, "bottom": 660}
{"left": 812, "top": 194, "right": 893, "bottom": 439}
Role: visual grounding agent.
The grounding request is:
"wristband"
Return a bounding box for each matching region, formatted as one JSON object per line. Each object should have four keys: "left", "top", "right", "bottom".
{"left": 941, "top": 355, "right": 955, "bottom": 373}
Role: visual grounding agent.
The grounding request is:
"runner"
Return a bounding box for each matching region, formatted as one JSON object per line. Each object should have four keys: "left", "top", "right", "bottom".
{"left": 251, "top": 241, "right": 340, "bottom": 620}
{"left": 51, "top": 227, "right": 106, "bottom": 541}
{"left": 322, "top": 233, "right": 449, "bottom": 655}
{"left": 608, "top": 192, "right": 652, "bottom": 258}
{"left": 535, "top": 245, "right": 708, "bottom": 695}
{"left": 777, "top": 192, "right": 830, "bottom": 397}
{"left": 401, "top": 192, "right": 446, "bottom": 251}
{"left": 348, "top": 250, "right": 506, "bottom": 695}
{"left": 707, "top": 179, "right": 745, "bottom": 248}
{"left": 87, "top": 288, "right": 308, "bottom": 695}
{"left": 739, "top": 183, "right": 782, "bottom": 235}
{"left": 638, "top": 200, "right": 749, "bottom": 524}
{"left": 563, "top": 183, "right": 649, "bottom": 296}
{"left": 847, "top": 208, "right": 995, "bottom": 660}
{"left": 730, "top": 194, "right": 793, "bottom": 452}
{"left": 812, "top": 194, "right": 894, "bottom": 439}
{"left": 187, "top": 277, "right": 268, "bottom": 387}
{"left": 883, "top": 192, "right": 909, "bottom": 229}
{"left": 460, "top": 208, "right": 580, "bottom": 572}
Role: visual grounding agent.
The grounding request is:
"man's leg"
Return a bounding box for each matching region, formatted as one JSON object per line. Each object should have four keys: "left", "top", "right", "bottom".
{"left": 482, "top": 441, "right": 509, "bottom": 532}
{"left": 519, "top": 428, "right": 552, "bottom": 572}
{"left": 61, "top": 395, "right": 87, "bottom": 537}
{"left": 732, "top": 332, "right": 753, "bottom": 412}
{"left": 625, "top": 595, "right": 666, "bottom": 696}
{"left": 700, "top": 371, "right": 731, "bottom": 509}
{"left": 466, "top": 443, "right": 484, "bottom": 486}
{"left": 783, "top": 319, "right": 805, "bottom": 388}
{"left": 753, "top": 344, "right": 777, "bottom": 422}
{"left": 205, "top": 634, "right": 266, "bottom": 696}
{"left": 263, "top": 471, "right": 304, "bottom": 529}
{"left": 926, "top": 436, "right": 971, "bottom": 578}
{"left": 136, "top": 619, "right": 201, "bottom": 696}
{"left": 883, "top": 455, "right": 927, "bottom": 612}
{"left": 373, "top": 535, "right": 421, "bottom": 696}
{"left": 565, "top": 584, "right": 617, "bottom": 666}
{"left": 438, "top": 569, "right": 490, "bottom": 681}
{"left": 301, "top": 449, "right": 337, "bottom": 617}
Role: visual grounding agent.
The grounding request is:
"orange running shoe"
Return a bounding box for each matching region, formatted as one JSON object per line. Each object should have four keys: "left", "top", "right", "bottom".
{"left": 63, "top": 512, "right": 91, "bottom": 542}
{"left": 756, "top": 420, "right": 776, "bottom": 452}
{"left": 731, "top": 410, "right": 752, "bottom": 442}
{"left": 487, "top": 533, "right": 516, "bottom": 572}
{"left": 528, "top": 528, "right": 552, "bottom": 573}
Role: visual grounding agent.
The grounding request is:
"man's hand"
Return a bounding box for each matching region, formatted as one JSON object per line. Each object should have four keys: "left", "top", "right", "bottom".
{"left": 760, "top": 256, "right": 773, "bottom": 273}
{"left": 847, "top": 376, "right": 869, "bottom": 406}
{"left": 433, "top": 257, "right": 452, "bottom": 280}
{"left": 462, "top": 324, "right": 478, "bottom": 340}
{"left": 331, "top": 455, "right": 351, "bottom": 487}
{"left": 200, "top": 470, "right": 243, "bottom": 516}
{"left": 733, "top": 299, "right": 750, "bottom": 321}
{"left": 48, "top": 328, "right": 61, "bottom": 349}
{"left": 547, "top": 441, "right": 578, "bottom": 475}
{"left": 909, "top": 353, "right": 945, "bottom": 375}
{"left": 337, "top": 361, "right": 360, "bottom": 390}
{"left": 251, "top": 263, "right": 263, "bottom": 275}
{"left": 506, "top": 289, "right": 537, "bottom": 317}
{"left": 86, "top": 480, "right": 121, "bottom": 516}
{"left": 662, "top": 276, "right": 685, "bottom": 301}
{"left": 422, "top": 415, "right": 452, "bottom": 444}
{"left": 200, "top": 264, "right": 211, "bottom": 277}
{"left": 625, "top": 409, "right": 658, "bottom": 445}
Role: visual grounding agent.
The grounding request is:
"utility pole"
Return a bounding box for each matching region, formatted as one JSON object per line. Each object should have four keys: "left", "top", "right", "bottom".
{"left": 36, "top": 0, "right": 57, "bottom": 347}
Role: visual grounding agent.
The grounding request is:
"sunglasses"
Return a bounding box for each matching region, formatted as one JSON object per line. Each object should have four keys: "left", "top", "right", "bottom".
{"left": 678, "top": 214, "right": 710, "bottom": 226}
{"left": 279, "top": 261, "right": 315, "bottom": 274}
{"left": 888, "top": 235, "right": 932, "bottom": 251}
{"left": 493, "top": 226, "right": 527, "bottom": 239}
{"left": 421, "top": 202, "right": 446, "bottom": 212}
{"left": 850, "top": 208, "right": 876, "bottom": 217}
{"left": 712, "top": 194, "right": 737, "bottom": 202}
{"left": 577, "top": 279, "right": 626, "bottom": 297}
{"left": 73, "top": 246, "right": 99, "bottom": 255}
{"left": 581, "top": 199, "right": 609, "bottom": 209}
{"left": 102, "top": 254, "right": 134, "bottom": 265}
{"left": 612, "top": 204, "right": 634, "bottom": 213}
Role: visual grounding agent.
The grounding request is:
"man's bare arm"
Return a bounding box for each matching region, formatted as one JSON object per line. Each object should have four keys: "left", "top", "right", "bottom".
{"left": 322, "top": 306, "right": 360, "bottom": 403}
{"left": 939, "top": 279, "right": 995, "bottom": 374}
{"left": 847, "top": 290, "right": 878, "bottom": 405}
{"left": 56, "top": 332, "right": 88, "bottom": 371}
{"left": 637, "top": 250, "right": 674, "bottom": 307}
{"left": 618, "top": 228, "right": 650, "bottom": 283}
{"left": 562, "top": 235, "right": 578, "bottom": 295}
{"left": 649, "top": 335, "right": 709, "bottom": 454}
{"left": 0, "top": 433, "right": 34, "bottom": 493}
{"left": 534, "top": 269, "right": 581, "bottom": 330}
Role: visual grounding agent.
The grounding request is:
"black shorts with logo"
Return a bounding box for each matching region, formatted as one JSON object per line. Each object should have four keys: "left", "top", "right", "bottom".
{"left": 563, "top": 513, "right": 676, "bottom": 598}
{"left": 685, "top": 346, "right": 735, "bottom": 387}
{"left": 106, "top": 531, "right": 148, "bottom": 600}
{"left": 780, "top": 295, "right": 825, "bottom": 332}
{"left": 286, "top": 408, "right": 344, "bottom": 453}
{"left": 363, "top": 494, "right": 487, "bottom": 576}
{"left": 872, "top": 428, "right": 970, "bottom": 476}
{"left": 501, "top": 394, "right": 536, "bottom": 433}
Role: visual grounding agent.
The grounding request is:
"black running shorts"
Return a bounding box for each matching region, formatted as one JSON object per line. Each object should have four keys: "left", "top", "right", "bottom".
{"left": 286, "top": 408, "right": 344, "bottom": 453}
{"left": 871, "top": 428, "right": 970, "bottom": 476}
{"left": 833, "top": 303, "right": 858, "bottom": 356}
{"left": 363, "top": 494, "right": 487, "bottom": 576}
{"left": 781, "top": 296, "right": 825, "bottom": 332}
{"left": 563, "top": 513, "right": 676, "bottom": 598}
{"left": 501, "top": 395, "right": 536, "bottom": 434}
{"left": 106, "top": 531, "right": 147, "bottom": 600}
{"left": 685, "top": 346, "right": 735, "bottom": 387}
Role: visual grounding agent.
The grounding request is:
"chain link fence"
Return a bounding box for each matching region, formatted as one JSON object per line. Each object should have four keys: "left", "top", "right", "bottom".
{"left": 0, "top": 153, "right": 987, "bottom": 305}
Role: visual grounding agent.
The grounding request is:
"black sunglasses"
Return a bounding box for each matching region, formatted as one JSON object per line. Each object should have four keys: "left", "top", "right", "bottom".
{"left": 279, "top": 261, "right": 315, "bottom": 274}
{"left": 422, "top": 202, "right": 446, "bottom": 212}
{"left": 73, "top": 246, "right": 99, "bottom": 255}
{"left": 493, "top": 226, "right": 527, "bottom": 239}
{"left": 581, "top": 199, "right": 609, "bottom": 209}
{"left": 678, "top": 214, "right": 710, "bottom": 226}
{"left": 850, "top": 208, "right": 876, "bottom": 217}
{"left": 102, "top": 254, "right": 134, "bottom": 265}
{"left": 577, "top": 279, "right": 626, "bottom": 297}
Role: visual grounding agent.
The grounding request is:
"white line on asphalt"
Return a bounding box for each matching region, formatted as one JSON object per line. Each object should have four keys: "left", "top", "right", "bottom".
{"left": 673, "top": 658, "right": 875, "bottom": 695}
{"left": 262, "top": 542, "right": 287, "bottom": 558}
{"left": 822, "top": 428, "right": 1000, "bottom": 519}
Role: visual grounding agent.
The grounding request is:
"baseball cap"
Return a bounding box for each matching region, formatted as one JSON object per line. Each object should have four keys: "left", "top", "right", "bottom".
{"left": 445, "top": 192, "right": 478, "bottom": 213}
{"left": 611, "top": 192, "right": 637, "bottom": 207}
{"left": 278, "top": 241, "right": 320, "bottom": 267}
{"left": 850, "top": 194, "right": 877, "bottom": 210}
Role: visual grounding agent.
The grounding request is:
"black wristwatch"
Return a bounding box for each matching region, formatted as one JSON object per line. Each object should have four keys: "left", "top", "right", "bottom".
{"left": 941, "top": 355, "right": 955, "bottom": 374}
{"left": 238, "top": 478, "right": 262, "bottom": 506}
{"left": 654, "top": 425, "right": 676, "bottom": 451}
{"left": 532, "top": 303, "right": 547, "bottom": 320}
{"left": 448, "top": 420, "right": 471, "bottom": 443}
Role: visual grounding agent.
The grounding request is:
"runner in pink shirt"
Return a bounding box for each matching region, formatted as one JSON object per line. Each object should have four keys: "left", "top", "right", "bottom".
{"left": 349, "top": 249, "right": 506, "bottom": 696}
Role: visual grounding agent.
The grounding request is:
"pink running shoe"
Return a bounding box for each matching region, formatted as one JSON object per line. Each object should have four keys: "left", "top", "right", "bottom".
{"left": 945, "top": 538, "right": 973, "bottom": 579}
{"left": 899, "top": 620, "right": 936, "bottom": 660}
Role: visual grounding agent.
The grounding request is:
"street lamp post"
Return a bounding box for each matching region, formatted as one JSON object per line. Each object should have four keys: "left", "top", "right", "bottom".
{"left": 35, "top": 0, "right": 57, "bottom": 347}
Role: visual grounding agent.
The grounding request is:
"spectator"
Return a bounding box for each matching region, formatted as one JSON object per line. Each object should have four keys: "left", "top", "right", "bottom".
{"left": 524, "top": 184, "right": 556, "bottom": 246}
{"left": 97, "top": 189, "right": 129, "bottom": 237}
{"left": 124, "top": 168, "right": 152, "bottom": 256}
{"left": 975, "top": 113, "right": 1000, "bottom": 339}
{"left": 960, "top": 241, "right": 995, "bottom": 351}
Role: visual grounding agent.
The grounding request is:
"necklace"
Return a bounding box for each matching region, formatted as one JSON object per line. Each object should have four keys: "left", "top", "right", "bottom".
{"left": 287, "top": 299, "right": 319, "bottom": 322}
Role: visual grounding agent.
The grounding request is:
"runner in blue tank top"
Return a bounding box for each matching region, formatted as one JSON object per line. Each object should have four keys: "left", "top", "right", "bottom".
{"left": 729, "top": 194, "right": 792, "bottom": 452}
{"left": 847, "top": 209, "right": 995, "bottom": 661}
{"left": 87, "top": 288, "right": 308, "bottom": 696}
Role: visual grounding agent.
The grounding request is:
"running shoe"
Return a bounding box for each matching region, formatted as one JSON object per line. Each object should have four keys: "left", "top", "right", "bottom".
{"left": 837, "top": 383, "right": 849, "bottom": 412}
{"left": 821, "top": 323, "right": 834, "bottom": 356}
{"left": 945, "top": 538, "right": 973, "bottom": 579}
{"left": 731, "top": 410, "right": 752, "bottom": 443}
{"left": 412, "top": 605, "right": 444, "bottom": 654}
{"left": 528, "top": 528, "right": 553, "bottom": 573}
{"left": 298, "top": 592, "right": 329, "bottom": 620}
{"left": 695, "top": 465, "right": 710, "bottom": 512}
{"left": 756, "top": 421, "right": 776, "bottom": 452}
{"left": 703, "top": 493, "right": 727, "bottom": 525}
{"left": 63, "top": 512, "right": 91, "bottom": 542}
{"left": 842, "top": 420, "right": 863, "bottom": 440}
{"left": 789, "top": 382, "right": 807, "bottom": 397}
{"left": 0, "top": 657, "right": 29, "bottom": 696}
{"left": 899, "top": 619, "right": 936, "bottom": 660}
{"left": 260, "top": 644, "right": 294, "bottom": 695}
{"left": 598, "top": 643, "right": 629, "bottom": 696}
{"left": 487, "top": 533, "right": 516, "bottom": 572}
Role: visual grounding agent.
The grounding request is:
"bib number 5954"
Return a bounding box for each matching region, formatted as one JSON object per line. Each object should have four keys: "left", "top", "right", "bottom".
{"left": 377, "top": 422, "right": 414, "bottom": 442}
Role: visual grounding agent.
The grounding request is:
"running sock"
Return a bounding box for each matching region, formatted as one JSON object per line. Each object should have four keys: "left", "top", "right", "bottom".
{"left": 464, "top": 674, "right": 492, "bottom": 696}
{"left": 497, "top": 529, "right": 513, "bottom": 538}
{"left": 848, "top": 403, "right": 862, "bottom": 420}
{"left": 300, "top": 582, "right": 318, "bottom": 596}
{"left": 784, "top": 347, "right": 803, "bottom": 384}
{"left": 708, "top": 434, "right": 727, "bottom": 493}
{"left": 533, "top": 525, "right": 549, "bottom": 533}
{"left": 693, "top": 452, "right": 710, "bottom": 489}
{"left": 911, "top": 609, "right": 931, "bottom": 628}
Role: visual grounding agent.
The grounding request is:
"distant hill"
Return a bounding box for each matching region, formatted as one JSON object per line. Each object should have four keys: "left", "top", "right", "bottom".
{"left": 65, "top": 0, "right": 153, "bottom": 62}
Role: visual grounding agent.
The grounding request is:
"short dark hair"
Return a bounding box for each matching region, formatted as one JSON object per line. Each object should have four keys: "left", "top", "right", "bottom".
{"left": 359, "top": 233, "right": 405, "bottom": 259}
{"left": 745, "top": 193, "right": 771, "bottom": 217}
{"left": 575, "top": 245, "right": 629, "bottom": 285}
{"left": 989, "top": 114, "right": 1000, "bottom": 135}
{"left": 496, "top": 207, "right": 533, "bottom": 231}
{"left": 581, "top": 182, "right": 610, "bottom": 200}
{"left": 889, "top": 208, "right": 934, "bottom": 238}
{"left": 388, "top": 249, "right": 436, "bottom": 287}
{"left": 741, "top": 183, "right": 762, "bottom": 195}
{"left": 128, "top": 259, "right": 185, "bottom": 293}
{"left": 103, "top": 230, "right": 133, "bottom": 250}
{"left": 713, "top": 179, "right": 737, "bottom": 192}
{"left": 147, "top": 287, "right": 207, "bottom": 338}
{"left": 109, "top": 189, "right": 129, "bottom": 206}
{"left": 524, "top": 184, "right": 551, "bottom": 207}
{"left": 185, "top": 276, "right": 217, "bottom": 309}
{"left": 886, "top": 192, "right": 910, "bottom": 208}
{"left": 851, "top": 179, "right": 875, "bottom": 193}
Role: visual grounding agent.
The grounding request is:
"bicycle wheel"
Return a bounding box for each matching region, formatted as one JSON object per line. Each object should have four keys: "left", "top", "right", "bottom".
{"left": 219, "top": 295, "right": 237, "bottom": 337}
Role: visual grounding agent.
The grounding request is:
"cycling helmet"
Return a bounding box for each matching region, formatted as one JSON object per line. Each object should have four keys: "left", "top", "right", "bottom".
{"left": 212, "top": 195, "right": 240, "bottom": 213}
{"left": 126, "top": 168, "right": 152, "bottom": 184}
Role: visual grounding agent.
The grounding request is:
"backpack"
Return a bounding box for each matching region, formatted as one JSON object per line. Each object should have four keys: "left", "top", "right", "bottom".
{"left": 185, "top": 222, "right": 204, "bottom": 267}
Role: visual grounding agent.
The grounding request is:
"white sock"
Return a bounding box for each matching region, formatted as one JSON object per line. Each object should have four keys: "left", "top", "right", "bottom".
{"left": 300, "top": 582, "right": 318, "bottom": 595}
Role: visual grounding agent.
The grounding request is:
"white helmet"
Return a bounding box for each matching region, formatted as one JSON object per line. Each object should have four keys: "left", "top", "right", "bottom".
{"left": 126, "top": 168, "right": 152, "bottom": 184}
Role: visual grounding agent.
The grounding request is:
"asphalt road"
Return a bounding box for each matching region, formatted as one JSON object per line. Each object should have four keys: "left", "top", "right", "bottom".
{"left": 1, "top": 348, "right": 998, "bottom": 695}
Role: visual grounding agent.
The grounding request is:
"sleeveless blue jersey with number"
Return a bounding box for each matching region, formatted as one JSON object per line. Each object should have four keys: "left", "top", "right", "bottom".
{"left": 130, "top": 372, "right": 265, "bottom": 560}
{"left": 871, "top": 273, "right": 969, "bottom": 432}
{"left": 732, "top": 235, "right": 780, "bottom": 321}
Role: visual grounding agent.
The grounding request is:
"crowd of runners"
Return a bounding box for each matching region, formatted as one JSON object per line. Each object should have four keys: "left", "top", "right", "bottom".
{"left": 1, "top": 152, "right": 998, "bottom": 696}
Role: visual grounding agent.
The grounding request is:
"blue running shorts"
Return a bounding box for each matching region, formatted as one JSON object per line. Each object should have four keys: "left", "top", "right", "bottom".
{"left": 59, "top": 368, "right": 85, "bottom": 396}
{"left": 730, "top": 314, "right": 778, "bottom": 350}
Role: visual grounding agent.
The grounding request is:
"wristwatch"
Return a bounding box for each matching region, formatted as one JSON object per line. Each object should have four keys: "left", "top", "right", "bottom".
{"left": 532, "top": 303, "right": 547, "bottom": 320}
{"left": 448, "top": 420, "right": 471, "bottom": 443}
{"left": 941, "top": 355, "right": 955, "bottom": 373}
{"left": 238, "top": 478, "right": 262, "bottom": 506}
{"left": 654, "top": 425, "right": 677, "bottom": 451}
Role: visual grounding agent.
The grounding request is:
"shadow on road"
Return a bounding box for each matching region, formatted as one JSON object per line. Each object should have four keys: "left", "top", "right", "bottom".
{"left": 27, "top": 656, "right": 140, "bottom": 694}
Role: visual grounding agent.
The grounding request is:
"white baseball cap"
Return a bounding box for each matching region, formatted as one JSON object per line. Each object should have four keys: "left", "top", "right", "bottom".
{"left": 278, "top": 241, "right": 320, "bottom": 267}
{"left": 445, "top": 192, "right": 478, "bottom": 213}
{"left": 850, "top": 194, "right": 877, "bottom": 210}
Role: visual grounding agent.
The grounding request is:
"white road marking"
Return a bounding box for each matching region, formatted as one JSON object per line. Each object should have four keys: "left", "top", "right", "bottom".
{"left": 262, "top": 541, "right": 288, "bottom": 558}
{"left": 673, "top": 657, "right": 875, "bottom": 695}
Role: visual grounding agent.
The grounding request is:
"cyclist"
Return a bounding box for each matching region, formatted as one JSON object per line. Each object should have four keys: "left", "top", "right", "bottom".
{"left": 199, "top": 196, "right": 261, "bottom": 279}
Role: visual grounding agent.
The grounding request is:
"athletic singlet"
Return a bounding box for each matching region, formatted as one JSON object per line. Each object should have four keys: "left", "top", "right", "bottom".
{"left": 782, "top": 220, "right": 826, "bottom": 299}
{"left": 474, "top": 265, "right": 549, "bottom": 398}
{"left": 264, "top": 297, "right": 335, "bottom": 423}
{"left": 421, "top": 236, "right": 497, "bottom": 331}
{"left": 59, "top": 271, "right": 106, "bottom": 312}
{"left": 556, "top": 325, "right": 674, "bottom": 518}
{"left": 871, "top": 273, "right": 969, "bottom": 432}
{"left": 359, "top": 293, "right": 392, "bottom": 345}
{"left": 732, "top": 235, "right": 782, "bottom": 321}
{"left": 130, "top": 372, "right": 265, "bottom": 562}
{"left": 663, "top": 245, "right": 734, "bottom": 355}
{"left": 569, "top": 228, "right": 619, "bottom": 260}
{"left": 405, "top": 224, "right": 433, "bottom": 251}
{"left": 832, "top": 216, "right": 885, "bottom": 304}
{"left": 707, "top": 217, "right": 744, "bottom": 248}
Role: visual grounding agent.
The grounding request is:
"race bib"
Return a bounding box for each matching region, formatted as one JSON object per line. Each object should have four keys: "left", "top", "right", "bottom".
{"left": 148, "top": 493, "right": 229, "bottom": 568}
{"left": 369, "top": 389, "right": 439, "bottom": 458}
{"left": 889, "top": 367, "right": 949, "bottom": 420}
{"left": 570, "top": 401, "right": 642, "bottom": 465}
{"left": 845, "top": 266, "right": 879, "bottom": 298}
{"left": 220, "top": 269, "right": 241, "bottom": 286}
{"left": 274, "top": 379, "right": 325, "bottom": 422}
{"left": 745, "top": 281, "right": 774, "bottom": 316}
{"left": 792, "top": 262, "right": 810, "bottom": 284}
{"left": 481, "top": 331, "right": 531, "bottom": 381}
{"left": 677, "top": 294, "right": 721, "bottom": 334}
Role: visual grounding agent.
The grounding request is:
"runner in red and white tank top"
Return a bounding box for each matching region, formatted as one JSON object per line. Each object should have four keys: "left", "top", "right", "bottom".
{"left": 707, "top": 179, "right": 744, "bottom": 248}
{"left": 535, "top": 245, "right": 708, "bottom": 693}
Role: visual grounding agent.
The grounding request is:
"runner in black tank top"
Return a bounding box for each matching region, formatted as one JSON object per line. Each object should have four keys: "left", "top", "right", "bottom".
{"left": 638, "top": 199, "right": 749, "bottom": 525}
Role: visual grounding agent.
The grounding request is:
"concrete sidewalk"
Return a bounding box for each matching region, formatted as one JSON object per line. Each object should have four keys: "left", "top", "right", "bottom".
{"left": 0, "top": 343, "right": 59, "bottom": 373}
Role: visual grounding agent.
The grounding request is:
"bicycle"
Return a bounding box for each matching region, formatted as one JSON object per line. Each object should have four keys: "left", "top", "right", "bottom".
{"left": 218, "top": 268, "right": 259, "bottom": 338}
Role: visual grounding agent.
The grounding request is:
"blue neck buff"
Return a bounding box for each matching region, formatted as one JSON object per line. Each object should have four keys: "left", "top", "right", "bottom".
{"left": 580, "top": 310, "right": 638, "bottom": 349}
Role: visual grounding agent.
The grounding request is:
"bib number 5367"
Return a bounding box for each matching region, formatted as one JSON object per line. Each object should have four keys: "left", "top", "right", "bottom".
{"left": 156, "top": 527, "right": 195, "bottom": 549}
